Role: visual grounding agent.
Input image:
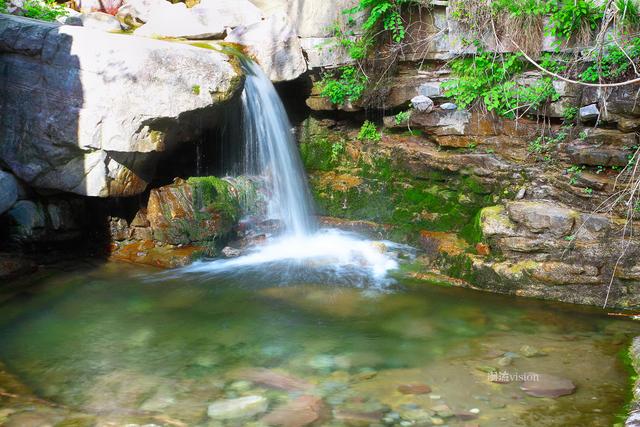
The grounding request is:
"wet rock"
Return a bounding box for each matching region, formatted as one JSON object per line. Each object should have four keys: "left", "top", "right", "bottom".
{"left": 222, "top": 246, "right": 242, "bottom": 258}
{"left": 520, "top": 373, "right": 576, "bottom": 398}
{"left": 0, "top": 170, "right": 18, "bottom": 215}
{"left": 397, "top": 383, "right": 432, "bottom": 395}
{"left": 333, "top": 409, "right": 384, "bottom": 425}
{"left": 519, "top": 345, "right": 547, "bottom": 357}
{"left": 146, "top": 178, "right": 238, "bottom": 245}
{"left": 207, "top": 395, "right": 269, "bottom": 420}
{"left": 411, "top": 95, "right": 434, "bottom": 113}
{"left": 235, "top": 368, "right": 312, "bottom": 392}
{"left": 0, "top": 253, "right": 37, "bottom": 280}
{"left": 109, "top": 217, "right": 130, "bottom": 241}
{"left": 260, "top": 395, "right": 323, "bottom": 427}
{"left": 455, "top": 410, "right": 479, "bottom": 420}
{"left": 225, "top": 13, "right": 307, "bottom": 82}
{"left": 475, "top": 242, "right": 490, "bottom": 256}
{"left": 432, "top": 404, "right": 453, "bottom": 418}
{"left": 440, "top": 102, "right": 457, "bottom": 110}
{"left": 7, "top": 200, "right": 46, "bottom": 240}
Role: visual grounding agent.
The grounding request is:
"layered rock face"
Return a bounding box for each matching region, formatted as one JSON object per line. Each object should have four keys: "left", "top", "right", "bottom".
{"left": 0, "top": 15, "right": 242, "bottom": 197}
{"left": 299, "top": 112, "right": 640, "bottom": 308}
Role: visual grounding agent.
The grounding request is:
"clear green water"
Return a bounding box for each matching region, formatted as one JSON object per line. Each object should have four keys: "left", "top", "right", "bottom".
{"left": 0, "top": 261, "right": 637, "bottom": 426}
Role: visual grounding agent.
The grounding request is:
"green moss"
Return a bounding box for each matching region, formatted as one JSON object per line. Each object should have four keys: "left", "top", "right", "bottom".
{"left": 459, "top": 210, "right": 484, "bottom": 245}
{"left": 187, "top": 176, "right": 240, "bottom": 225}
{"left": 613, "top": 345, "right": 639, "bottom": 426}
{"left": 192, "top": 85, "right": 201, "bottom": 95}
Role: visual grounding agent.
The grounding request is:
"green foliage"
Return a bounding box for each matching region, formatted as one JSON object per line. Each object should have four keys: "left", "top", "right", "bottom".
{"left": 528, "top": 129, "right": 567, "bottom": 161}
{"left": 562, "top": 106, "right": 578, "bottom": 122}
{"left": 0, "top": 0, "right": 7, "bottom": 13}
{"left": 22, "top": 0, "right": 68, "bottom": 21}
{"left": 320, "top": 66, "right": 368, "bottom": 105}
{"left": 192, "top": 85, "right": 201, "bottom": 95}
{"left": 344, "top": 0, "right": 415, "bottom": 43}
{"left": 330, "top": 142, "right": 345, "bottom": 163}
{"left": 580, "top": 38, "right": 640, "bottom": 82}
{"left": 616, "top": 0, "right": 640, "bottom": 29}
{"left": 546, "top": 0, "right": 603, "bottom": 42}
{"left": 395, "top": 109, "right": 411, "bottom": 125}
{"left": 442, "top": 50, "right": 559, "bottom": 118}
{"left": 567, "top": 165, "right": 585, "bottom": 185}
{"left": 492, "top": 0, "right": 547, "bottom": 17}
{"left": 187, "top": 176, "right": 239, "bottom": 224}
{"left": 358, "top": 120, "right": 382, "bottom": 141}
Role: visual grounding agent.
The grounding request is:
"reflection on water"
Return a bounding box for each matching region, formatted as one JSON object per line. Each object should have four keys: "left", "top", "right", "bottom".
{"left": 0, "top": 261, "right": 637, "bottom": 426}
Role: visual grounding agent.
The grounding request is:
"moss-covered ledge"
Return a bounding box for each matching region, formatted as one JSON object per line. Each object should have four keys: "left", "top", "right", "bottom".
{"left": 627, "top": 337, "right": 640, "bottom": 426}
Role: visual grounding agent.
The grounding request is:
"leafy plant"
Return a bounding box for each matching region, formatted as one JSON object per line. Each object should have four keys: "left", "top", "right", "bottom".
{"left": 568, "top": 165, "right": 585, "bottom": 185}
{"left": 442, "top": 50, "right": 559, "bottom": 118}
{"left": 320, "top": 66, "right": 368, "bottom": 105}
{"left": 344, "top": 0, "right": 416, "bottom": 43}
{"left": 22, "top": 0, "right": 68, "bottom": 21}
{"left": 616, "top": 0, "right": 640, "bottom": 29}
{"left": 330, "top": 142, "right": 345, "bottom": 163}
{"left": 358, "top": 120, "right": 382, "bottom": 141}
{"left": 0, "top": 0, "right": 7, "bottom": 13}
{"left": 562, "top": 106, "right": 578, "bottom": 122}
{"left": 395, "top": 109, "right": 411, "bottom": 125}
{"left": 546, "top": 0, "right": 603, "bottom": 43}
{"left": 580, "top": 38, "right": 640, "bottom": 82}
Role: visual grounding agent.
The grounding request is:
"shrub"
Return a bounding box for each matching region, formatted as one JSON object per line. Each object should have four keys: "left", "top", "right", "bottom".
{"left": 358, "top": 120, "right": 382, "bottom": 141}
{"left": 320, "top": 66, "right": 368, "bottom": 105}
{"left": 22, "top": 0, "right": 68, "bottom": 21}
{"left": 442, "top": 50, "right": 559, "bottom": 118}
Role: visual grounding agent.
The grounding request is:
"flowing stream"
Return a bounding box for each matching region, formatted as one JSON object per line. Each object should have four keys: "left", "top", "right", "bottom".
{"left": 181, "top": 59, "right": 405, "bottom": 284}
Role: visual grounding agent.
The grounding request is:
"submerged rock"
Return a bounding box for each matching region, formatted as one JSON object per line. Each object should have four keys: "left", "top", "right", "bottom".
{"left": 235, "top": 367, "right": 312, "bottom": 392}
{"left": 397, "top": 383, "right": 432, "bottom": 395}
{"left": 207, "top": 395, "right": 269, "bottom": 420}
{"left": 520, "top": 373, "right": 576, "bottom": 398}
{"left": 260, "top": 395, "right": 323, "bottom": 427}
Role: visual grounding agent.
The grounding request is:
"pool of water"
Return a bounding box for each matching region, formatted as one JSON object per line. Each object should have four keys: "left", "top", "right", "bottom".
{"left": 0, "top": 260, "right": 637, "bottom": 426}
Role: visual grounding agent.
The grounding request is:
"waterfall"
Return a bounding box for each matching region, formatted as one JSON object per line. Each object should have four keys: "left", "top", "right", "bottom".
{"left": 240, "top": 59, "right": 315, "bottom": 237}
{"left": 176, "top": 58, "right": 412, "bottom": 286}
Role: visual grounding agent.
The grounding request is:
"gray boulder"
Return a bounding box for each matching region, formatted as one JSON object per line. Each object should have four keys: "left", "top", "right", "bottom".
{"left": 133, "top": 2, "right": 225, "bottom": 39}
{"left": 80, "top": 11, "right": 124, "bottom": 31}
{"left": 226, "top": 12, "right": 307, "bottom": 82}
{"left": 0, "top": 170, "right": 19, "bottom": 215}
{"left": 117, "top": 0, "right": 170, "bottom": 24}
{"left": 579, "top": 104, "right": 600, "bottom": 121}
{"left": 193, "top": 0, "right": 262, "bottom": 29}
{"left": 0, "top": 15, "right": 242, "bottom": 197}
{"left": 411, "top": 95, "right": 434, "bottom": 113}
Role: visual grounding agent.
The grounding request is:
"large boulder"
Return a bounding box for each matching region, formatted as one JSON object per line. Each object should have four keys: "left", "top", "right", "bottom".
{"left": 0, "top": 15, "right": 242, "bottom": 197}
{"left": 193, "top": 0, "right": 262, "bottom": 29}
{"left": 226, "top": 12, "right": 307, "bottom": 82}
{"left": 249, "top": 0, "right": 361, "bottom": 38}
{"left": 146, "top": 177, "right": 240, "bottom": 245}
{"left": 133, "top": 2, "right": 225, "bottom": 39}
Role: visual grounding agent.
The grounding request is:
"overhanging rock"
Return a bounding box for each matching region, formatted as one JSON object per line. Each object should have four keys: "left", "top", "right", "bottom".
{"left": 0, "top": 15, "right": 243, "bottom": 197}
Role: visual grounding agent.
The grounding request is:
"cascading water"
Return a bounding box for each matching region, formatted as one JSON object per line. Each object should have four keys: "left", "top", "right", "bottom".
{"left": 240, "top": 59, "right": 315, "bottom": 237}
{"left": 179, "top": 59, "right": 411, "bottom": 285}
